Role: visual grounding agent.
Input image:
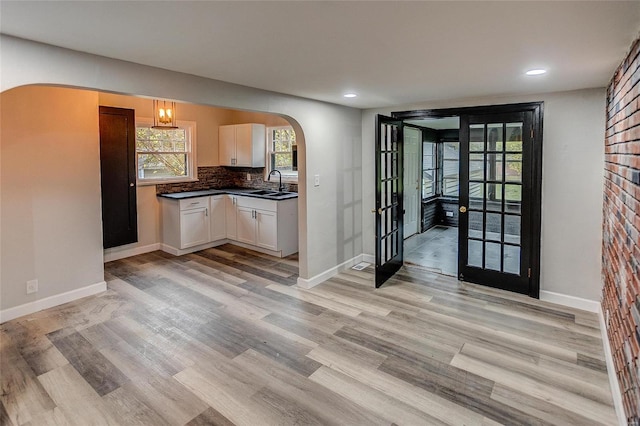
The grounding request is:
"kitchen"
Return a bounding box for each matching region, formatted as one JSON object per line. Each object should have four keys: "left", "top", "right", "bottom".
{"left": 100, "top": 92, "right": 300, "bottom": 264}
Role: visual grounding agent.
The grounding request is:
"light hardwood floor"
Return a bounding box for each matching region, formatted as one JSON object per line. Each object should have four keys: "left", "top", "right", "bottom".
{"left": 0, "top": 245, "right": 615, "bottom": 425}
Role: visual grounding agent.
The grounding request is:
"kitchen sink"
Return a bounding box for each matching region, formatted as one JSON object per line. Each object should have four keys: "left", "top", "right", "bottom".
{"left": 249, "top": 190, "right": 280, "bottom": 196}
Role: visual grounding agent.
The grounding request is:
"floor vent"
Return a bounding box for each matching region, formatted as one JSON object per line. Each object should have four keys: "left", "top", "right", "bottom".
{"left": 352, "top": 262, "right": 371, "bottom": 271}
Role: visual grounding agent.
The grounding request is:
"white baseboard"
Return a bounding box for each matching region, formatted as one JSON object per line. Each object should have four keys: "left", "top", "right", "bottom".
{"left": 539, "top": 290, "right": 600, "bottom": 313}
{"left": 160, "top": 240, "right": 228, "bottom": 256}
{"left": 297, "top": 254, "right": 366, "bottom": 289}
{"left": 362, "top": 253, "right": 375, "bottom": 264}
{"left": 104, "top": 243, "right": 161, "bottom": 262}
{"left": 0, "top": 281, "right": 107, "bottom": 323}
{"left": 599, "top": 306, "right": 626, "bottom": 426}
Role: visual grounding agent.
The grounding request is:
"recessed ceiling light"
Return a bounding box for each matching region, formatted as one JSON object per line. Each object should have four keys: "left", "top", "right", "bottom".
{"left": 344, "top": 93, "right": 357, "bottom": 98}
{"left": 526, "top": 69, "right": 547, "bottom": 76}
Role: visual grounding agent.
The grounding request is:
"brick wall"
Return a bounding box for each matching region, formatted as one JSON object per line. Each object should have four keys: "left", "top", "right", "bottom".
{"left": 602, "top": 37, "right": 640, "bottom": 425}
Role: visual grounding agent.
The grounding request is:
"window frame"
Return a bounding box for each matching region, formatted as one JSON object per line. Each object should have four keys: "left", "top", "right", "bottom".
{"left": 135, "top": 118, "right": 197, "bottom": 186}
{"left": 265, "top": 125, "right": 298, "bottom": 183}
{"left": 422, "top": 140, "right": 437, "bottom": 200}
{"left": 440, "top": 140, "right": 460, "bottom": 198}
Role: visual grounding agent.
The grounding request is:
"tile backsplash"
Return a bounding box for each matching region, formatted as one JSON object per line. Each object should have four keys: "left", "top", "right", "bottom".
{"left": 156, "top": 166, "right": 298, "bottom": 194}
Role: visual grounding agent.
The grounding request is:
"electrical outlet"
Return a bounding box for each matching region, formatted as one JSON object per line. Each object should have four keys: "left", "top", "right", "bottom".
{"left": 26, "top": 279, "right": 38, "bottom": 294}
{"left": 314, "top": 174, "right": 320, "bottom": 187}
{"left": 246, "top": 173, "right": 251, "bottom": 181}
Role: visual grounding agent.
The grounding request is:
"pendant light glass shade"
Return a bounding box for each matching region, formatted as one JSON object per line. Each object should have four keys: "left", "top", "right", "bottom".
{"left": 152, "top": 100, "right": 178, "bottom": 129}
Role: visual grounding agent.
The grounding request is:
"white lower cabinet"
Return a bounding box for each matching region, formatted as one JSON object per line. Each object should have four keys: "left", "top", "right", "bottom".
{"left": 161, "top": 192, "right": 297, "bottom": 257}
{"left": 180, "top": 207, "right": 210, "bottom": 248}
{"left": 236, "top": 206, "right": 255, "bottom": 245}
{"left": 210, "top": 195, "right": 226, "bottom": 241}
{"left": 235, "top": 206, "right": 278, "bottom": 251}
{"left": 256, "top": 210, "right": 277, "bottom": 250}
{"left": 234, "top": 195, "right": 297, "bottom": 256}
{"left": 225, "top": 195, "right": 238, "bottom": 239}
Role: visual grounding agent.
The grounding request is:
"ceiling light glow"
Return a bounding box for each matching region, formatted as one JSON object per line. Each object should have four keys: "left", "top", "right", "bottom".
{"left": 525, "top": 69, "right": 547, "bottom": 76}
{"left": 344, "top": 93, "right": 357, "bottom": 98}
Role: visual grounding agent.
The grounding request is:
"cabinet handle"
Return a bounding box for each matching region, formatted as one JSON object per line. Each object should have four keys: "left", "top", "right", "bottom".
{"left": 205, "top": 208, "right": 208, "bottom": 217}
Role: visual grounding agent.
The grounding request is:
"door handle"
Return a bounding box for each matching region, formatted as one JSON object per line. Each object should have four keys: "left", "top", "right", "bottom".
{"left": 129, "top": 183, "right": 135, "bottom": 187}
{"left": 371, "top": 208, "right": 382, "bottom": 214}
{"left": 459, "top": 206, "right": 467, "bottom": 213}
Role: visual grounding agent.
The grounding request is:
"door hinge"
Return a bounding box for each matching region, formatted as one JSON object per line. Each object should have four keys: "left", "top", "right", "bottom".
{"left": 528, "top": 268, "right": 531, "bottom": 278}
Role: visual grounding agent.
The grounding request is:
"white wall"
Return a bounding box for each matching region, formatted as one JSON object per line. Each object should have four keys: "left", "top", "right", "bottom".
{"left": 363, "top": 88, "right": 606, "bottom": 301}
{"left": 1, "top": 86, "right": 105, "bottom": 311}
{"left": 0, "top": 35, "right": 363, "bottom": 313}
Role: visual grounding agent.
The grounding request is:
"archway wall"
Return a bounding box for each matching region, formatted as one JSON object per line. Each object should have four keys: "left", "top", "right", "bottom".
{"left": 1, "top": 35, "right": 363, "bottom": 313}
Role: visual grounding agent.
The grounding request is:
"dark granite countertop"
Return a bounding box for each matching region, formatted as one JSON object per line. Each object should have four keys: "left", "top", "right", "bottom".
{"left": 157, "top": 188, "right": 298, "bottom": 201}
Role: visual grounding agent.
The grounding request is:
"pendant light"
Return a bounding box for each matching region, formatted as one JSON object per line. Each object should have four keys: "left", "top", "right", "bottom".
{"left": 152, "top": 100, "right": 178, "bottom": 129}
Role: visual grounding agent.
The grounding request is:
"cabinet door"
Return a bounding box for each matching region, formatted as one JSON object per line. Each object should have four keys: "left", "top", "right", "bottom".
{"left": 210, "top": 195, "right": 226, "bottom": 241}
{"left": 234, "top": 124, "right": 252, "bottom": 167}
{"left": 256, "top": 209, "right": 278, "bottom": 251}
{"left": 225, "top": 195, "right": 238, "bottom": 240}
{"left": 219, "top": 125, "right": 236, "bottom": 166}
{"left": 180, "top": 208, "right": 210, "bottom": 249}
{"left": 236, "top": 206, "right": 256, "bottom": 245}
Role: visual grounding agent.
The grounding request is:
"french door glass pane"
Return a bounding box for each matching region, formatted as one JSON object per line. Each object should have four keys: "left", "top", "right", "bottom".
{"left": 486, "top": 153, "right": 503, "bottom": 181}
{"left": 469, "top": 182, "right": 484, "bottom": 210}
{"left": 487, "top": 123, "right": 503, "bottom": 151}
{"left": 468, "top": 239, "right": 483, "bottom": 267}
{"left": 504, "top": 215, "right": 521, "bottom": 244}
{"left": 470, "top": 124, "right": 485, "bottom": 151}
{"left": 470, "top": 153, "right": 484, "bottom": 180}
{"left": 486, "top": 183, "right": 502, "bottom": 212}
{"left": 469, "top": 211, "right": 483, "bottom": 239}
{"left": 485, "top": 212, "right": 502, "bottom": 241}
{"left": 485, "top": 242, "right": 501, "bottom": 271}
{"left": 504, "top": 245, "right": 521, "bottom": 274}
{"left": 506, "top": 154, "right": 523, "bottom": 182}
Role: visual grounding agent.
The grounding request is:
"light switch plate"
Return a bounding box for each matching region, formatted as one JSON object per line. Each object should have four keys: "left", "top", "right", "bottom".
{"left": 314, "top": 174, "right": 320, "bottom": 187}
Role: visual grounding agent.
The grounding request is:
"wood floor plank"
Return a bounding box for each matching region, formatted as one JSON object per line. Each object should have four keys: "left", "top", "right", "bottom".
{"left": 450, "top": 351, "right": 616, "bottom": 424}
{"left": 266, "top": 283, "right": 362, "bottom": 317}
{"left": 48, "top": 331, "right": 129, "bottom": 396}
{"left": 1, "top": 245, "right": 618, "bottom": 425}
{"left": 0, "top": 334, "right": 56, "bottom": 425}
{"left": 306, "top": 343, "right": 486, "bottom": 426}
{"left": 102, "top": 386, "right": 171, "bottom": 426}
{"left": 490, "top": 383, "right": 604, "bottom": 426}
{"left": 309, "top": 365, "right": 448, "bottom": 425}
{"left": 186, "top": 407, "right": 236, "bottom": 426}
{"left": 37, "top": 364, "right": 121, "bottom": 426}
{"left": 233, "top": 349, "right": 389, "bottom": 425}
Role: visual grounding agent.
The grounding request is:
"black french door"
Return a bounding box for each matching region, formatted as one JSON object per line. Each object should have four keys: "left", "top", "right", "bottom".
{"left": 374, "top": 115, "right": 404, "bottom": 288}
{"left": 458, "top": 111, "right": 535, "bottom": 295}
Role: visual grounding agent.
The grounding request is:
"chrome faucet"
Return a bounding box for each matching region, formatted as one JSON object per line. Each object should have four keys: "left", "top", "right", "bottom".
{"left": 268, "top": 170, "right": 284, "bottom": 192}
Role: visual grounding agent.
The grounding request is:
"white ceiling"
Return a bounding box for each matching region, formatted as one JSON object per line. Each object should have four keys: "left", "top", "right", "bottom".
{"left": 1, "top": 1, "right": 638, "bottom": 109}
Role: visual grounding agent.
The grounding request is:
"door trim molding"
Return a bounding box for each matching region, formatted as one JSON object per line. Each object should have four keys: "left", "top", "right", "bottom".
{"left": 392, "top": 102, "right": 544, "bottom": 298}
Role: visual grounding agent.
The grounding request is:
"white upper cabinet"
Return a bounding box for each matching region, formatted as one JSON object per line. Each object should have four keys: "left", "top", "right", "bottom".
{"left": 219, "top": 123, "right": 265, "bottom": 167}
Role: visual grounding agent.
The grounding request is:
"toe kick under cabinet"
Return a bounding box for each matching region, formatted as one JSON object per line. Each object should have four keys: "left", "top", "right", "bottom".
{"left": 160, "top": 194, "right": 297, "bottom": 257}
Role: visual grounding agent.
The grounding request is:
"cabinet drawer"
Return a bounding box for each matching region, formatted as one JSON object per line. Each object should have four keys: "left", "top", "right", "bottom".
{"left": 236, "top": 196, "right": 276, "bottom": 212}
{"left": 179, "top": 197, "right": 209, "bottom": 211}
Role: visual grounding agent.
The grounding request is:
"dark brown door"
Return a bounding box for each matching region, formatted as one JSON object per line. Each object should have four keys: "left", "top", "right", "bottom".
{"left": 375, "top": 115, "right": 404, "bottom": 288}
{"left": 99, "top": 106, "right": 137, "bottom": 249}
{"left": 458, "top": 111, "right": 534, "bottom": 295}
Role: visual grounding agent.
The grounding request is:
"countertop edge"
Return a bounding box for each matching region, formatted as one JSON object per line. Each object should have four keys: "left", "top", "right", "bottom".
{"left": 157, "top": 189, "right": 298, "bottom": 201}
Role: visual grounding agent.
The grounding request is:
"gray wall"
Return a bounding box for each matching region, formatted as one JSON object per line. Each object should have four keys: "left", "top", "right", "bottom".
{"left": 0, "top": 35, "right": 363, "bottom": 311}
{"left": 363, "top": 89, "right": 607, "bottom": 301}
